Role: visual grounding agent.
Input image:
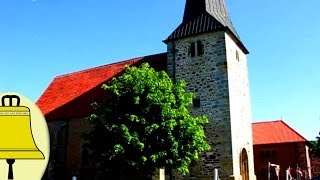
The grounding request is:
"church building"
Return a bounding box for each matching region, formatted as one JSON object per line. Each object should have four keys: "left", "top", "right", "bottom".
{"left": 37, "top": 0, "right": 256, "bottom": 179}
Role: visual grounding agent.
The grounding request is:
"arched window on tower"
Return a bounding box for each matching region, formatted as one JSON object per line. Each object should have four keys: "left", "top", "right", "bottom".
{"left": 189, "top": 41, "right": 204, "bottom": 57}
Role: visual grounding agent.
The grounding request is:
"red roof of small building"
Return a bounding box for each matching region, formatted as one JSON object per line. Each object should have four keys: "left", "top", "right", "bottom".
{"left": 252, "top": 120, "right": 307, "bottom": 145}
{"left": 36, "top": 53, "right": 167, "bottom": 121}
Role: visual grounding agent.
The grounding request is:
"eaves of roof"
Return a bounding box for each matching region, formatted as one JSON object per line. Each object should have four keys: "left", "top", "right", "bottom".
{"left": 164, "top": 12, "right": 248, "bottom": 54}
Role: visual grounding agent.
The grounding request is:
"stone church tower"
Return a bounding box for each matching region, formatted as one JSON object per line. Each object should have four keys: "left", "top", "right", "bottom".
{"left": 164, "top": 0, "right": 256, "bottom": 179}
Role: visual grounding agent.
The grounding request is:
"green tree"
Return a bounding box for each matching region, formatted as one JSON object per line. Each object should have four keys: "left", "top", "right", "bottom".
{"left": 310, "top": 132, "right": 320, "bottom": 158}
{"left": 83, "top": 63, "right": 210, "bottom": 179}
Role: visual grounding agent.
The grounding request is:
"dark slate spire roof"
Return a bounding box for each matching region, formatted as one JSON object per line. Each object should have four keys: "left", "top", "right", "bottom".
{"left": 165, "top": 0, "right": 248, "bottom": 54}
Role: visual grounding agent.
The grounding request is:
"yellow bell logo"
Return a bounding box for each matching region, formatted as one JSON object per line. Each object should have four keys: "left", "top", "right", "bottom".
{"left": 0, "top": 95, "right": 45, "bottom": 159}
{"left": 0, "top": 93, "right": 49, "bottom": 180}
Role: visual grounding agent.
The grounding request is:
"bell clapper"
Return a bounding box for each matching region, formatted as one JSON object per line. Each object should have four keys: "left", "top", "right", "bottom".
{"left": 7, "top": 159, "right": 15, "bottom": 180}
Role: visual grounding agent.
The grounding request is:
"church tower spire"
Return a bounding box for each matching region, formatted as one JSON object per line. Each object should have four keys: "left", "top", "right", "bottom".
{"left": 183, "top": 0, "right": 236, "bottom": 35}
{"left": 165, "top": 0, "right": 248, "bottom": 54}
{"left": 165, "top": 0, "right": 255, "bottom": 179}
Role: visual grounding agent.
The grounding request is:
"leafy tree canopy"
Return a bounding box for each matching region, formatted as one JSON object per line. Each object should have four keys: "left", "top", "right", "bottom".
{"left": 83, "top": 63, "right": 210, "bottom": 179}
{"left": 310, "top": 132, "right": 320, "bottom": 158}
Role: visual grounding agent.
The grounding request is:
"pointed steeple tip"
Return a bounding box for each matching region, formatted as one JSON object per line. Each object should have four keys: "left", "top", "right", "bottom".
{"left": 183, "top": 0, "right": 206, "bottom": 23}
{"left": 183, "top": 0, "right": 239, "bottom": 38}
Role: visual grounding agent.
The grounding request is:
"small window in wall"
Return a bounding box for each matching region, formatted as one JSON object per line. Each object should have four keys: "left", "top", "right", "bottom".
{"left": 193, "top": 98, "right": 201, "bottom": 108}
{"left": 260, "top": 150, "right": 265, "bottom": 158}
{"left": 260, "top": 149, "right": 277, "bottom": 159}
{"left": 265, "top": 150, "right": 271, "bottom": 158}
{"left": 189, "top": 41, "right": 204, "bottom": 57}
{"left": 189, "top": 42, "right": 196, "bottom": 57}
{"left": 271, "top": 150, "right": 277, "bottom": 158}
{"left": 197, "top": 40, "right": 204, "bottom": 56}
{"left": 236, "top": 50, "right": 240, "bottom": 61}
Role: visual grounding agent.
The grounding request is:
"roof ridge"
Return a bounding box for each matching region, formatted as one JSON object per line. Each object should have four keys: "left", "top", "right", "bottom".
{"left": 252, "top": 120, "right": 282, "bottom": 124}
{"left": 55, "top": 58, "right": 140, "bottom": 79}
{"left": 55, "top": 52, "right": 166, "bottom": 79}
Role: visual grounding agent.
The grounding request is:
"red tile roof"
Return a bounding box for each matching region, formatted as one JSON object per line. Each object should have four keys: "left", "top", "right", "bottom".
{"left": 252, "top": 120, "right": 307, "bottom": 145}
{"left": 36, "top": 53, "right": 167, "bottom": 121}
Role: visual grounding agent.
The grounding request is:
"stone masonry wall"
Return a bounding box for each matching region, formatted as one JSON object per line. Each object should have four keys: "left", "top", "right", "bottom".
{"left": 168, "top": 31, "right": 233, "bottom": 179}
{"left": 167, "top": 31, "right": 255, "bottom": 179}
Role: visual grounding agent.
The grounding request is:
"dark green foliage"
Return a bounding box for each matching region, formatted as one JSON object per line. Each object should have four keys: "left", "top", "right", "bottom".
{"left": 310, "top": 132, "right": 320, "bottom": 158}
{"left": 83, "top": 63, "right": 210, "bottom": 178}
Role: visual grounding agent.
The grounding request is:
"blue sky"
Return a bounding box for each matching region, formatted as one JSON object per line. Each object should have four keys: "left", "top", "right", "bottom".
{"left": 0, "top": 0, "right": 319, "bottom": 140}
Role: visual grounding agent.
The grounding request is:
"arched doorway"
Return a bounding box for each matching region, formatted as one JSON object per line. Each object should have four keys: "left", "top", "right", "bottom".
{"left": 240, "top": 149, "right": 249, "bottom": 180}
